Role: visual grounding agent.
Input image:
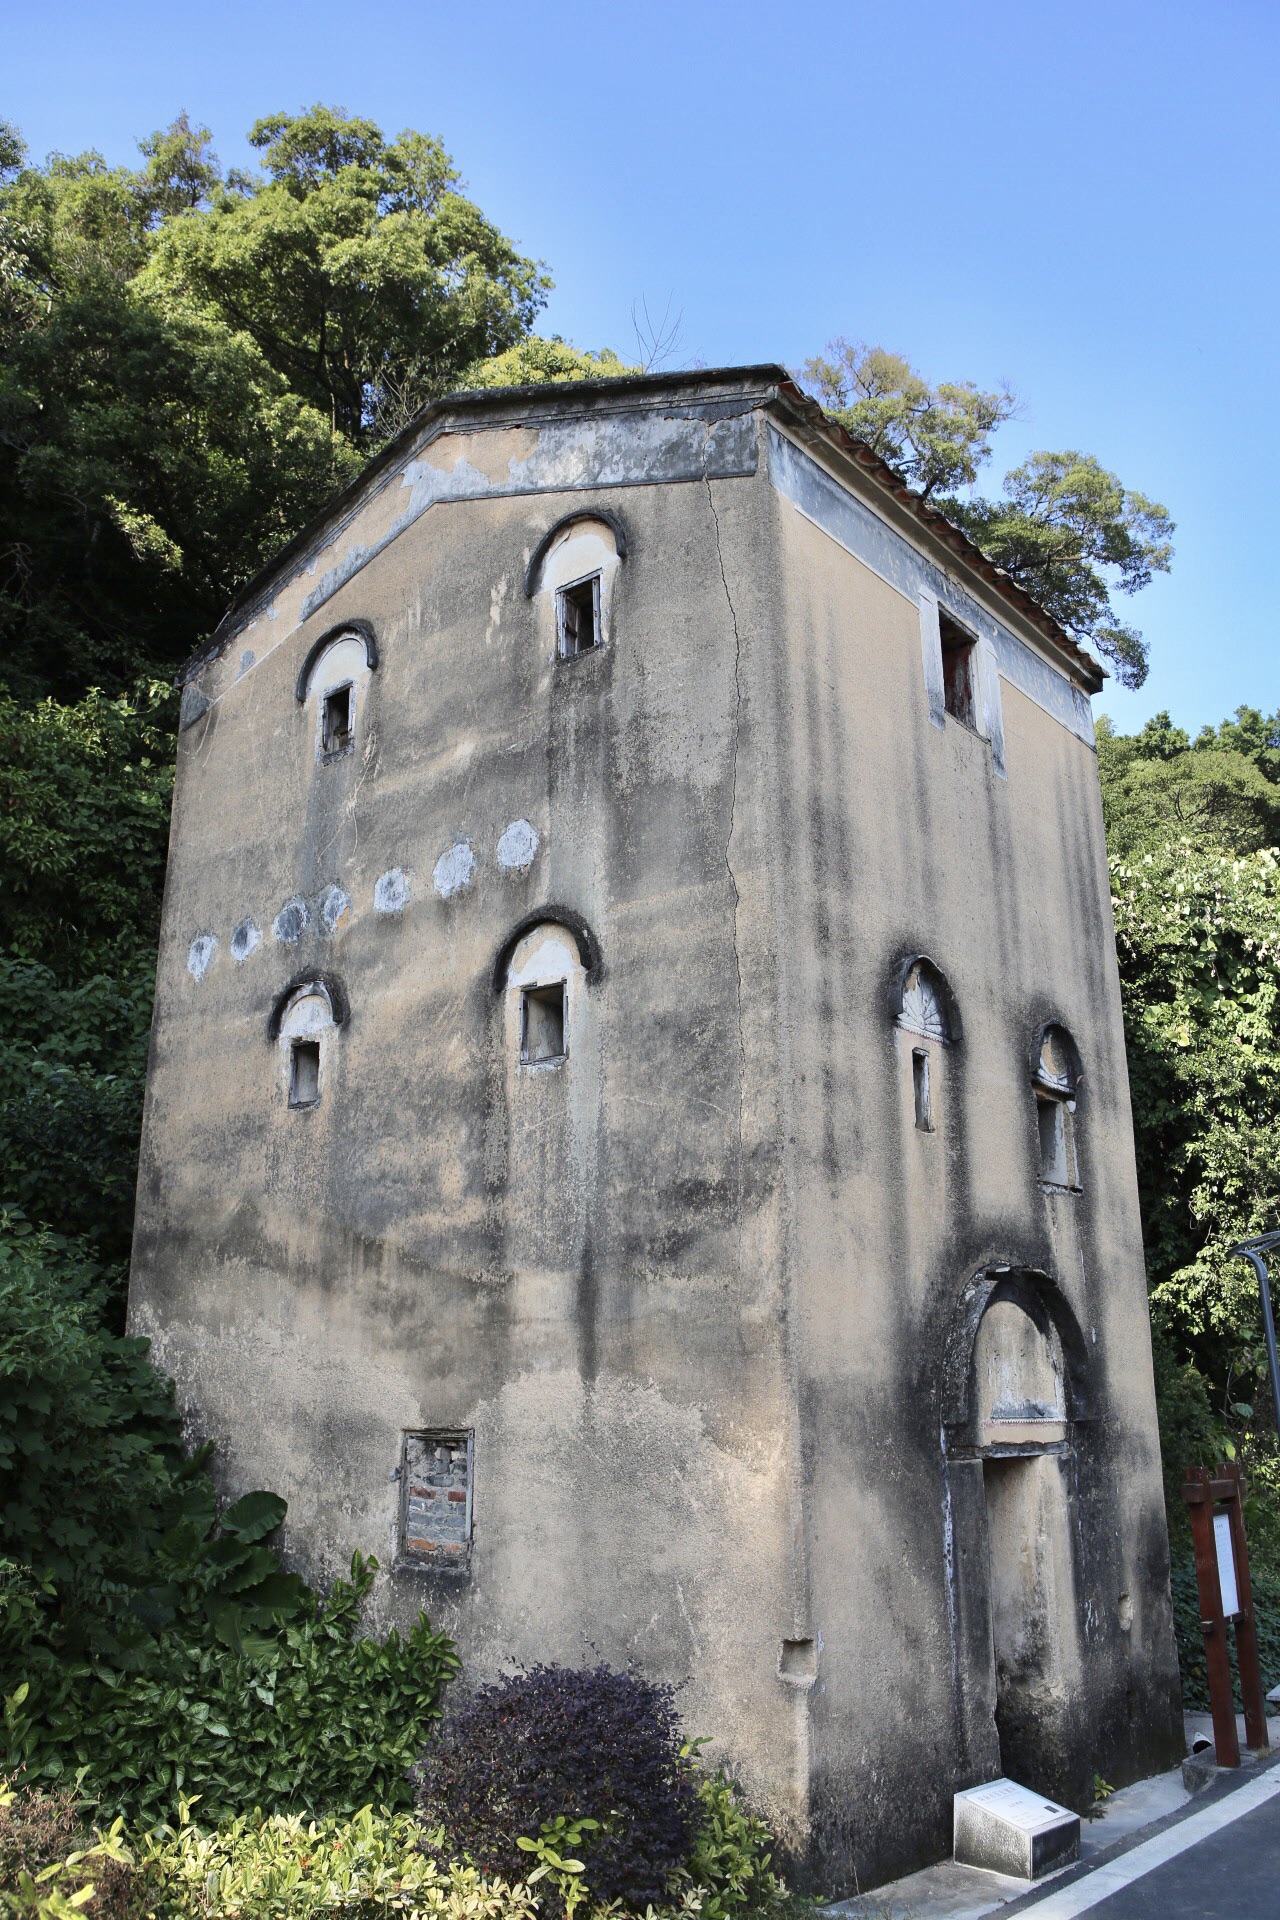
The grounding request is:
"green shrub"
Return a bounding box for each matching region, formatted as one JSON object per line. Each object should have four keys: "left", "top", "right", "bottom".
{"left": 0, "top": 1213, "right": 458, "bottom": 1824}
{"left": 0, "top": 1778, "right": 133, "bottom": 1919}
{"left": 130, "top": 1801, "right": 538, "bottom": 1920}
{"left": 1170, "top": 1550, "right": 1280, "bottom": 1710}
{"left": 684, "top": 1763, "right": 787, "bottom": 1920}
{"left": 4, "top": 1552, "right": 457, "bottom": 1825}
{"left": 0, "top": 1765, "right": 789, "bottom": 1919}
{"left": 0, "top": 1215, "right": 186, "bottom": 1646}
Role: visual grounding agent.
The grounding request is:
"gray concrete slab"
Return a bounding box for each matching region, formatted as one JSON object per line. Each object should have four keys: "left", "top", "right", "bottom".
{"left": 828, "top": 1719, "right": 1279, "bottom": 1920}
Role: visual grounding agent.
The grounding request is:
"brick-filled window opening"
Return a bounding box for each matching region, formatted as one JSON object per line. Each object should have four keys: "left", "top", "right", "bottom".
{"left": 912, "top": 1048, "right": 932, "bottom": 1132}
{"left": 939, "top": 611, "right": 978, "bottom": 729}
{"left": 321, "top": 683, "right": 354, "bottom": 756}
{"left": 521, "top": 981, "right": 566, "bottom": 1064}
{"left": 289, "top": 1038, "right": 321, "bottom": 1108}
{"left": 557, "top": 574, "right": 601, "bottom": 658}
{"left": 400, "top": 1430, "right": 473, "bottom": 1570}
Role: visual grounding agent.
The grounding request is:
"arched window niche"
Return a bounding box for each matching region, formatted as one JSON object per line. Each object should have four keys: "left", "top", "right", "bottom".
{"left": 502, "top": 920, "right": 592, "bottom": 1069}
{"left": 893, "top": 955, "right": 956, "bottom": 1134}
{"left": 270, "top": 977, "right": 348, "bottom": 1110}
{"left": 295, "top": 621, "right": 378, "bottom": 763}
{"left": 1033, "top": 1024, "right": 1082, "bottom": 1192}
{"left": 524, "top": 512, "right": 626, "bottom": 663}
{"left": 937, "top": 1266, "right": 1093, "bottom": 1798}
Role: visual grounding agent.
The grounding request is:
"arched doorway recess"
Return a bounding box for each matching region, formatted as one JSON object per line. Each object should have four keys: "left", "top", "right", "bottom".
{"left": 940, "top": 1268, "right": 1093, "bottom": 1804}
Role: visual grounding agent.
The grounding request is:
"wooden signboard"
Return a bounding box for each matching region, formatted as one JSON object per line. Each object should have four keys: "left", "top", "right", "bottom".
{"left": 1181, "top": 1462, "right": 1269, "bottom": 1765}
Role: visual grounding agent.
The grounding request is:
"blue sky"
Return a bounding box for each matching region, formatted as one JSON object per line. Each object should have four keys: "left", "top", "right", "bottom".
{"left": 8, "top": 0, "right": 1276, "bottom": 734}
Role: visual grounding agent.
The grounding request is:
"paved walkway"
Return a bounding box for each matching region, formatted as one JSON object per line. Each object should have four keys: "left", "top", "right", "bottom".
{"left": 834, "top": 1717, "right": 1280, "bottom": 1920}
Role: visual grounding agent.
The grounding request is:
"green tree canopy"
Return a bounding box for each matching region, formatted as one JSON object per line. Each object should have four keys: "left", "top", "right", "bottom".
{"left": 0, "top": 107, "right": 547, "bottom": 700}
{"left": 798, "top": 339, "right": 1018, "bottom": 500}
{"left": 460, "top": 333, "right": 637, "bottom": 389}
{"left": 140, "top": 105, "right": 548, "bottom": 448}
{"left": 0, "top": 686, "right": 175, "bottom": 1265}
{"left": 797, "top": 340, "right": 1173, "bottom": 688}
{"left": 1112, "top": 841, "right": 1280, "bottom": 1432}
{"left": 954, "top": 453, "right": 1173, "bottom": 690}
{"left": 1098, "top": 706, "right": 1280, "bottom": 858}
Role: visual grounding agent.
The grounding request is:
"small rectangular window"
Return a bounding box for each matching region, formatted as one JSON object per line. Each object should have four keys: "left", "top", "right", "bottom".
{"left": 521, "top": 982, "right": 566, "bottom": 1064}
{"left": 322, "top": 685, "right": 353, "bottom": 755}
{"left": 1037, "top": 1093, "right": 1077, "bottom": 1188}
{"left": 557, "top": 575, "right": 601, "bottom": 658}
{"left": 939, "top": 611, "right": 978, "bottom": 730}
{"left": 912, "top": 1048, "right": 932, "bottom": 1131}
{"left": 290, "top": 1038, "right": 321, "bottom": 1107}
{"left": 400, "top": 1429, "right": 473, "bottom": 1571}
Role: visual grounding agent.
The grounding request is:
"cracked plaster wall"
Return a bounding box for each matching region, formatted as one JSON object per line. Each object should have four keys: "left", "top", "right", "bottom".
{"left": 130, "top": 415, "right": 804, "bottom": 1842}
{"left": 131, "top": 387, "right": 1180, "bottom": 1895}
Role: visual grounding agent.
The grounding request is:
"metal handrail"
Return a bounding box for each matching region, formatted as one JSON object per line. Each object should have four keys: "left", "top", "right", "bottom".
{"left": 1230, "top": 1232, "right": 1280, "bottom": 1440}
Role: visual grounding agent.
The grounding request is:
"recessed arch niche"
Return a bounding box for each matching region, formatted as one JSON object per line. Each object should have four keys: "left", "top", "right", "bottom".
{"left": 937, "top": 1265, "right": 1093, "bottom": 1806}
{"left": 270, "top": 976, "right": 347, "bottom": 1110}
{"left": 524, "top": 513, "right": 626, "bottom": 660}
{"left": 892, "top": 953, "right": 958, "bottom": 1133}
{"left": 295, "top": 621, "right": 378, "bottom": 762}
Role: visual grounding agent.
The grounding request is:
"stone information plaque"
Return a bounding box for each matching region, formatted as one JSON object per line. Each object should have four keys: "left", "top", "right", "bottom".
{"left": 954, "top": 1777, "right": 1080, "bottom": 1880}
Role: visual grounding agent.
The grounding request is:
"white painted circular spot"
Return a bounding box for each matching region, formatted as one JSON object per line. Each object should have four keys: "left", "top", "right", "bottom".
{"left": 187, "top": 933, "right": 217, "bottom": 981}
{"left": 433, "top": 841, "right": 476, "bottom": 900}
{"left": 231, "top": 919, "right": 261, "bottom": 963}
{"left": 320, "top": 884, "right": 352, "bottom": 935}
{"left": 374, "top": 867, "right": 412, "bottom": 914}
{"left": 273, "top": 897, "right": 308, "bottom": 944}
{"left": 497, "top": 818, "right": 540, "bottom": 873}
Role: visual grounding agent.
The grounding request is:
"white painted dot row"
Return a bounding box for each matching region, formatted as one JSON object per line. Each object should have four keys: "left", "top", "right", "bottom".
{"left": 186, "top": 819, "right": 541, "bottom": 981}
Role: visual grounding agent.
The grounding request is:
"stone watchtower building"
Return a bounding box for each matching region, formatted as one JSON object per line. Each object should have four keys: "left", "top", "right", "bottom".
{"left": 129, "top": 366, "right": 1183, "bottom": 1891}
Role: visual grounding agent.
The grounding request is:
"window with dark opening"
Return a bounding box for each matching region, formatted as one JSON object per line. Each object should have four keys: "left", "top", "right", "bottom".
{"left": 290, "top": 1038, "right": 321, "bottom": 1107}
{"left": 557, "top": 575, "right": 601, "bottom": 658}
{"left": 912, "top": 1048, "right": 932, "bottom": 1131}
{"left": 322, "top": 684, "right": 353, "bottom": 756}
{"left": 939, "top": 611, "right": 978, "bottom": 729}
{"left": 521, "top": 982, "right": 565, "bottom": 1064}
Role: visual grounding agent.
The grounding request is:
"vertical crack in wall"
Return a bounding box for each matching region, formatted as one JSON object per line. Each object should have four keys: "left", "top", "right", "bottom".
{"left": 706, "top": 471, "right": 748, "bottom": 1244}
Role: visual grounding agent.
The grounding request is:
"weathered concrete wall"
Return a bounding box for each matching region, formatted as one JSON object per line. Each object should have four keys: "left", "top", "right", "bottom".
{"left": 762, "top": 436, "right": 1183, "bottom": 1888}
{"left": 131, "top": 394, "right": 807, "bottom": 1835}
{"left": 130, "top": 373, "right": 1182, "bottom": 1896}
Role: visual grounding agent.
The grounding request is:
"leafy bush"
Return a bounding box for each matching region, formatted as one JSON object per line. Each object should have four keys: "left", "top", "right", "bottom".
{"left": 0, "top": 1763, "right": 789, "bottom": 1920}
{"left": 684, "top": 1765, "right": 786, "bottom": 1920}
{"left": 0, "top": 1779, "right": 134, "bottom": 1919}
{"left": 0, "top": 1215, "right": 186, "bottom": 1646}
{"left": 0, "top": 685, "right": 174, "bottom": 1267}
{"left": 0, "top": 1212, "right": 457, "bottom": 1824}
{"left": 130, "top": 1800, "right": 539, "bottom": 1920}
{"left": 1170, "top": 1550, "right": 1280, "bottom": 1712}
{"left": 4, "top": 1550, "right": 457, "bottom": 1826}
{"left": 414, "top": 1665, "right": 700, "bottom": 1909}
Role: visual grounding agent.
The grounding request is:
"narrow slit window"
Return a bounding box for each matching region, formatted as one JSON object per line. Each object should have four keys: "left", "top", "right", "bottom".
{"left": 290, "top": 1038, "right": 321, "bottom": 1107}
{"left": 912, "top": 1048, "right": 932, "bottom": 1131}
{"left": 939, "top": 611, "right": 978, "bottom": 729}
{"left": 322, "top": 684, "right": 353, "bottom": 756}
{"left": 557, "top": 575, "right": 601, "bottom": 658}
{"left": 520, "top": 982, "right": 566, "bottom": 1064}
